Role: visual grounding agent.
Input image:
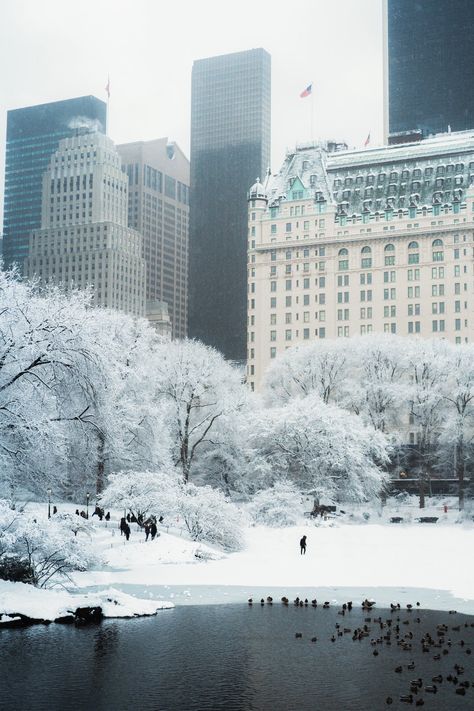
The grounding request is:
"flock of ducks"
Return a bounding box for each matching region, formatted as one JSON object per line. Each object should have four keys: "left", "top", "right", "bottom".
{"left": 247, "top": 596, "right": 474, "bottom": 705}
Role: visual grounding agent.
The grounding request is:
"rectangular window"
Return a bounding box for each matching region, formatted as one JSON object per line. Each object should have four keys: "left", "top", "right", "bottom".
{"left": 285, "top": 329, "right": 292, "bottom": 341}
{"left": 408, "top": 253, "right": 419, "bottom": 264}
{"left": 270, "top": 297, "right": 277, "bottom": 308}
{"left": 270, "top": 347, "right": 276, "bottom": 358}
{"left": 270, "top": 330, "right": 277, "bottom": 341}
{"left": 303, "top": 278, "right": 310, "bottom": 288}
{"left": 270, "top": 313, "right": 277, "bottom": 325}
{"left": 361, "top": 258, "right": 372, "bottom": 268}
{"left": 303, "top": 294, "right": 310, "bottom": 306}
{"left": 286, "top": 296, "right": 292, "bottom": 307}
{"left": 271, "top": 224, "right": 277, "bottom": 234}
{"left": 270, "top": 281, "right": 277, "bottom": 292}
{"left": 455, "top": 319, "right": 461, "bottom": 331}
{"left": 285, "top": 280, "right": 292, "bottom": 290}
{"left": 286, "top": 223, "right": 291, "bottom": 232}
{"left": 303, "top": 328, "right": 310, "bottom": 339}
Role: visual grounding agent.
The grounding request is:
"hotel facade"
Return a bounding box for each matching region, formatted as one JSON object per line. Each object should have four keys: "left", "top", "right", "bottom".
{"left": 247, "top": 132, "right": 474, "bottom": 390}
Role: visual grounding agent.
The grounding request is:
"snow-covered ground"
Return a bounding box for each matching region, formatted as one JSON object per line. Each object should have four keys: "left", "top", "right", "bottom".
{"left": 2, "top": 498, "right": 473, "bottom": 619}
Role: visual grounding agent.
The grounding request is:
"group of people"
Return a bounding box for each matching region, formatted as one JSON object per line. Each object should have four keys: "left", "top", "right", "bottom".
{"left": 119, "top": 514, "right": 162, "bottom": 542}
{"left": 74, "top": 507, "right": 111, "bottom": 521}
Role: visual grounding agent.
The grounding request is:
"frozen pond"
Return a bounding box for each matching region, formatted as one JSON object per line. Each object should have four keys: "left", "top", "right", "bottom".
{"left": 1, "top": 603, "right": 473, "bottom": 710}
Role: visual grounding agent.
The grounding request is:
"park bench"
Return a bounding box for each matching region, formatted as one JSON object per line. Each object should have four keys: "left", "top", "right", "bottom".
{"left": 390, "top": 516, "right": 404, "bottom": 523}
{"left": 417, "top": 516, "right": 439, "bottom": 524}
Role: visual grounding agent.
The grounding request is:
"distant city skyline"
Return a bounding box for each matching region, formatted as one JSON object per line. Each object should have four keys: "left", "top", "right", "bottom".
{"left": 0, "top": 0, "right": 384, "bottom": 227}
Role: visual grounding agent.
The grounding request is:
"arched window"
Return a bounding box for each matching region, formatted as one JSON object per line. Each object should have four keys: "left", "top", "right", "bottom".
{"left": 384, "top": 243, "right": 395, "bottom": 266}
{"left": 432, "top": 238, "right": 443, "bottom": 247}
{"left": 361, "top": 246, "right": 372, "bottom": 269}
{"left": 338, "top": 248, "right": 349, "bottom": 271}
{"left": 408, "top": 241, "right": 419, "bottom": 249}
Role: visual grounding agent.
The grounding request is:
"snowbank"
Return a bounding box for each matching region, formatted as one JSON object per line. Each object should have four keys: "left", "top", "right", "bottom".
{"left": 0, "top": 579, "right": 173, "bottom": 623}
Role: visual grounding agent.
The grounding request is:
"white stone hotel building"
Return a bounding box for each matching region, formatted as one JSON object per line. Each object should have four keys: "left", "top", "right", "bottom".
{"left": 247, "top": 131, "right": 474, "bottom": 390}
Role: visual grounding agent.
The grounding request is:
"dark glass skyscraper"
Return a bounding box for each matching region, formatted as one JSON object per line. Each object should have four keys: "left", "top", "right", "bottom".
{"left": 385, "top": 0, "right": 474, "bottom": 138}
{"left": 189, "top": 48, "right": 271, "bottom": 361}
{"left": 3, "top": 96, "right": 106, "bottom": 272}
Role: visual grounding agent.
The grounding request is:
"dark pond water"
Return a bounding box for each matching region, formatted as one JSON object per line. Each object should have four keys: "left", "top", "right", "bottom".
{"left": 1, "top": 605, "right": 473, "bottom": 711}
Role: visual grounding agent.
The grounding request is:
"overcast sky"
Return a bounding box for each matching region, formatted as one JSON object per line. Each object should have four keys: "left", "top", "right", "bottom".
{"left": 0, "top": 0, "right": 383, "bottom": 225}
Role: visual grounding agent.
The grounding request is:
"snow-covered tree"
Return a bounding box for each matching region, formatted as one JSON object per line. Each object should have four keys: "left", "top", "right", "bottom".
{"left": 0, "top": 501, "right": 100, "bottom": 587}
{"left": 248, "top": 480, "right": 304, "bottom": 526}
{"left": 152, "top": 340, "right": 245, "bottom": 482}
{"left": 263, "top": 340, "right": 348, "bottom": 405}
{"left": 100, "top": 470, "right": 180, "bottom": 523}
{"left": 250, "top": 393, "right": 389, "bottom": 502}
{"left": 176, "top": 483, "right": 245, "bottom": 551}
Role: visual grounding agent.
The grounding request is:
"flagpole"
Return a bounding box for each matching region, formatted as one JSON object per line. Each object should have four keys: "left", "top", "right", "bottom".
{"left": 310, "top": 81, "right": 314, "bottom": 142}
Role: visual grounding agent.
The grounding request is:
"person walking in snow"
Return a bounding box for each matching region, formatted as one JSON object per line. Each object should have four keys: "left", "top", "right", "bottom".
{"left": 144, "top": 524, "right": 151, "bottom": 542}
{"left": 300, "top": 535, "right": 307, "bottom": 555}
{"left": 124, "top": 523, "right": 131, "bottom": 541}
{"left": 150, "top": 522, "right": 158, "bottom": 540}
{"left": 120, "top": 517, "right": 127, "bottom": 536}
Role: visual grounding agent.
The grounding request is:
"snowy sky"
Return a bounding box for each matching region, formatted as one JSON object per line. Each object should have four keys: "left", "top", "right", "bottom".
{"left": 0, "top": 0, "right": 383, "bottom": 225}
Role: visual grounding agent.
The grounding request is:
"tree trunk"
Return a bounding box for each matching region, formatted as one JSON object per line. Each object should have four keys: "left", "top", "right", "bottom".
{"left": 419, "top": 475, "right": 425, "bottom": 509}
{"left": 96, "top": 431, "right": 105, "bottom": 495}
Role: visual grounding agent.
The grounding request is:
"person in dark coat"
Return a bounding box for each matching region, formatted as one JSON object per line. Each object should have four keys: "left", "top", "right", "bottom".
{"left": 300, "top": 535, "right": 307, "bottom": 555}
{"left": 144, "top": 524, "right": 151, "bottom": 541}
{"left": 126, "top": 513, "right": 131, "bottom": 523}
{"left": 124, "top": 523, "right": 131, "bottom": 541}
{"left": 120, "top": 517, "right": 127, "bottom": 536}
{"left": 158, "top": 515, "right": 164, "bottom": 524}
{"left": 150, "top": 522, "right": 158, "bottom": 540}
{"left": 105, "top": 511, "right": 111, "bottom": 521}
{"left": 53, "top": 505, "right": 58, "bottom": 515}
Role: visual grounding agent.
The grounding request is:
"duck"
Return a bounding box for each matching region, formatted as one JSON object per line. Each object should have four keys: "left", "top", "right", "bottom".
{"left": 386, "top": 697, "right": 393, "bottom": 705}
{"left": 395, "top": 666, "right": 403, "bottom": 673}
{"left": 373, "top": 649, "right": 379, "bottom": 656}
{"left": 248, "top": 598, "right": 253, "bottom": 605}
{"left": 323, "top": 601, "right": 330, "bottom": 608}
{"left": 266, "top": 596, "right": 273, "bottom": 605}
{"left": 310, "top": 636, "right": 317, "bottom": 643}
{"left": 311, "top": 599, "right": 317, "bottom": 607}
{"left": 433, "top": 654, "right": 441, "bottom": 661}
{"left": 295, "top": 632, "right": 302, "bottom": 639}
{"left": 407, "top": 661, "right": 415, "bottom": 670}
{"left": 415, "top": 699, "right": 424, "bottom": 707}
{"left": 281, "top": 597, "right": 289, "bottom": 605}
{"left": 399, "top": 694, "right": 413, "bottom": 703}
{"left": 330, "top": 635, "right": 336, "bottom": 642}
{"left": 424, "top": 685, "right": 437, "bottom": 693}
{"left": 407, "top": 604, "right": 413, "bottom": 610}
{"left": 455, "top": 687, "right": 466, "bottom": 695}
{"left": 410, "top": 679, "right": 422, "bottom": 688}
{"left": 432, "top": 675, "right": 442, "bottom": 683}
{"left": 260, "top": 598, "right": 265, "bottom": 605}
{"left": 466, "top": 648, "right": 472, "bottom": 654}
{"left": 304, "top": 598, "right": 308, "bottom": 606}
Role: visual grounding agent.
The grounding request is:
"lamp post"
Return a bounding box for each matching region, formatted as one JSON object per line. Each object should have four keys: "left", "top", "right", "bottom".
{"left": 47, "top": 488, "right": 52, "bottom": 519}
{"left": 86, "top": 491, "right": 90, "bottom": 520}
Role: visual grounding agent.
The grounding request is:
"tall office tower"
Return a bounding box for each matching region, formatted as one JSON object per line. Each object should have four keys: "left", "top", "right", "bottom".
{"left": 247, "top": 132, "right": 474, "bottom": 391}
{"left": 25, "top": 132, "right": 146, "bottom": 317}
{"left": 117, "top": 139, "right": 190, "bottom": 339}
{"left": 384, "top": 0, "right": 474, "bottom": 140}
{"left": 3, "top": 96, "right": 106, "bottom": 272}
{"left": 189, "top": 48, "right": 271, "bottom": 361}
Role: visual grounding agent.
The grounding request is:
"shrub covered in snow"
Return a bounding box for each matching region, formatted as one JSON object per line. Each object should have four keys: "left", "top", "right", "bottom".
{"left": 0, "top": 501, "right": 100, "bottom": 588}
{"left": 248, "top": 481, "right": 304, "bottom": 527}
{"left": 177, "top": 484, "right": 245, "bottom": 552}
{"left": 100, "top": 470, "right": 181, "bottom": 523}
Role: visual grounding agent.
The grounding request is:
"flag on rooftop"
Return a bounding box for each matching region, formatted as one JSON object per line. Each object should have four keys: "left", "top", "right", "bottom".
{"left": 364, "top": 131, "right": 371, "bottom": 147}
{"left": 300, "top": 83, "right": 312, "bottom": 99}
{"left": 105, "top": 76, "right": 110, "bottom": 99}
